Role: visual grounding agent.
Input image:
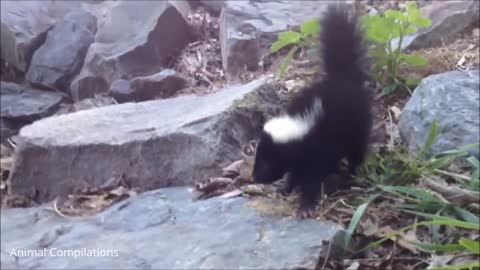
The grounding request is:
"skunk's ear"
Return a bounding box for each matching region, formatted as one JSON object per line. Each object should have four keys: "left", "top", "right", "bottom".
{"left": 263, "top": 98, "right": 323, "bottom": 144}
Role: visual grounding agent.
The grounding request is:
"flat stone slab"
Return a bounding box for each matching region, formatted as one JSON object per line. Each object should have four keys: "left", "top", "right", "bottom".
{"left": 0, "top": 82, "right": 64, "bottom": 122}
{"left": 1, "top": 187, "right": 343, "bottom": 269}
{"left": 8, "top": 79, "right": 281, "bottom": 202}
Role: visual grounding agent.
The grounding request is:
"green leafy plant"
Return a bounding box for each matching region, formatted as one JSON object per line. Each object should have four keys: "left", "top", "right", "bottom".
{"left": 270, "top": 19, "right": 320, "bottom": 79}
{"left": 361, "top": 2, "right": 432, "bottom": 95}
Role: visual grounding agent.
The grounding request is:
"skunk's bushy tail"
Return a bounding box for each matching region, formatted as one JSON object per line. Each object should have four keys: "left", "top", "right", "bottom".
{"left": 319, "top": 5, "right": 368, "bottom": 83}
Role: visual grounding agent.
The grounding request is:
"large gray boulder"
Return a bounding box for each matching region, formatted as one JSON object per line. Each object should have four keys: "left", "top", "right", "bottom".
{"left": 25, "top": 10, "right": 97, "bottom": 92}
{"left": 398, "top": 70, "right": 480, "bottom": 158}
{"left": 70, "top": 0, "right": 194, "bottom": 101}
{"left": 8, "top": 79, "right": 281, "bottom": 203}
{"left": 219, "top": 0, "right": 352, "bottom": 78}
{"left": 0, "top": 1, "right": 83, "bottom": 72}
{"left": 1, "top": 187, "right": 343, "bottom": 269}
{"left": 0, "top": 82, "right": 65, "bottom": 123}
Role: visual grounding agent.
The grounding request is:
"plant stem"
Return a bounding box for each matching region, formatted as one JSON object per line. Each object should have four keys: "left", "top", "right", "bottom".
{"left": 392, "top": 25, "right": 404, "bottom": 80}
{"left": 276, "top": 45, "right": 299, "bottom": 80}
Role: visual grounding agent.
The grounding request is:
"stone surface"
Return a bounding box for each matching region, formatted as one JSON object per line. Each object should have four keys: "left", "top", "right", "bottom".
{"left": 0, "top": 82, "right": 65, "bottom": 123}
{"left": 70, "top": 0, "right": 194, "bottom": 101}
{"left": 1, "top": 187, "right": 343, "bottom": 269}
{"left": 219, "top": 0, "right": 352, "bottom": 78}
{"left": 26, "top": 10, "right": 97, "bottom": 92}
{"left": 130, "top": 69, "right": 189, "bottom": 101}
{"left": 108, "top": 79, "right": 133, "bottom": 103}
{"left": 8, "top": 79, "right": 281, "bottom": 203}
{"left": 394, "top": 0, "right": 480, "bottom": 50}
{"left": 398, "top": 70, "right": 480, "bottom": 158}
{"left": 0, "top": 1, "right": 82, "bottom": 72}
{"left": 55, "top": 96, "right": 117, "bottom": 116}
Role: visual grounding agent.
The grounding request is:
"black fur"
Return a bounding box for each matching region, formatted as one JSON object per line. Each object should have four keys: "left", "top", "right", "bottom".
{"left": 252, "top": 5, "right": 372, "bottom": 217}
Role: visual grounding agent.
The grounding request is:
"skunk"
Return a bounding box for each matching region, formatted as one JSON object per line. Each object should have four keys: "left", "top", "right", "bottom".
{"left": 252, "top": 5, "right": 372, "bottom": 218}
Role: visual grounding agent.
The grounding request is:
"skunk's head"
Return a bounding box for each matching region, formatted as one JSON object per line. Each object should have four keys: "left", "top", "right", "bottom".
{"left": 252, "top": 98, "right": 324, "bottom": 184}
{"left": 252, "top": 132, "right": 288, "bottom": 184}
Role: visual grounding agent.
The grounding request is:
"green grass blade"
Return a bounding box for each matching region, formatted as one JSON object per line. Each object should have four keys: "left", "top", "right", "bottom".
{"left": 401, "top": 209, "right": 480, "bottom": 229}
{"left": 459, "top": 238, "right": 480, "bottom": 254}
{"left": 467, "top": 156, "right": 480, "bottom": 168}
{"left": 397, "top": 202, "right": 446, "bottom": 213}
{"left": 419, "top": 218, "right": 479, "bottom": 230}
{"left": 410, "top": 241, "right": 465, "bottom": 253}
{"left": 344, "top": 195, "right": 378, "bottom": 250}
{"left": 378, "top": 185, "right": 440, "bottom": 202}
{"left": 437, "top": 143, "right": 480, "bottom": 157}
{"left": 418, "top": 118, "right": 439, "bottom": 160}
{"left": 428, "top": 261, "right": 480, "bottom": 270}
{"left": 357, "top": 219, "right": 479, "bottom": 255}
{"left": 453, "top": 207, "right": 480, "bottom": 224}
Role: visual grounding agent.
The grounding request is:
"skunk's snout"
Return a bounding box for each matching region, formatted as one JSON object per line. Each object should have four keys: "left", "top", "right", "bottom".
{"left": 251, "top": 165, "right": 264, "bottom": 184}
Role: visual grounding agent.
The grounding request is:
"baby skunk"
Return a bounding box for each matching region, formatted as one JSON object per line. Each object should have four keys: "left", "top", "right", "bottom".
{"left": 252, "top": 5, "right": 372, "bottom": 218}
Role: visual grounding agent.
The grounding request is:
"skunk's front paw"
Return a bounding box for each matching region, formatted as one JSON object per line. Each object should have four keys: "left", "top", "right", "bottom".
{"left": 296, "top": 204, "right": 316, "bottom": 219}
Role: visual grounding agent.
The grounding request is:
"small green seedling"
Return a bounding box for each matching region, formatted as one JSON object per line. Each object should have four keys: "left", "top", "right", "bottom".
{"left": 270, "top": 19, "right": 320, "bottom": 80}
{"left": 361, "top": 2, "right": 432, "bottom": 95}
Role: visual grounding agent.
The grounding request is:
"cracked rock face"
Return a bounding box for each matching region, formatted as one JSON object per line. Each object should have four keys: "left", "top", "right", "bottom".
{"left": 25, "top": 10, "right": 98, "bottom": 92}
{"left": 70, "top": 0, "right": 194, "bottom": 101}
{"left": 0, "top": 0, "right": 83, "bottom": 72}
{"left": 8, "top": 79, "right": 282, "bottom": 203}
{"left": 1, "top": 187, "right": 343, "bottom": 269}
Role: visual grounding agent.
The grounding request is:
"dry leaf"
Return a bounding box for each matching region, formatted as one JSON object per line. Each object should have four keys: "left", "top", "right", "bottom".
{"left": 219, "top": 189, "right": 243, "bottom": 199}
{"left": 423, "top": 177, "right": 480, "bottom": 207}
{"left": 222, "top": 160, "right": 244, "bottom": 178}
{"left": 390, "top": 106, "right": 402, "bottom": 120}
{"left": 377, "top": 226, "right": 418, "bottom": 254}
{"left": 240, "top": 184, "right": 264, "bottom": 195}
{"left": 83, "top": 194, "right": 110, "bottom": 210}
{"left": 0, "top": 144, "right": 13, "bottom": 157}
{"left": 222, "top": 158, "right": 253, "bottom": 181}
{"left": 473, "top": 28, "right": 480, "bottom": 38}
{"left": 346, "top": 261, "right": 360, "bottom": 270}
{"left": 360, "top": 217, "right": 380, "bottom": 237}
{"left": 195, "top": 177, "right": 233, "bottom": 193}
{"left": 109, "top": 185, "right": 128, "bottom": 197}
{"left": 427, "top": 255, "right": 455, "bottom": 269}
{"left": 456, "top": 55, "right": 466, "bottom": 68}
{"left": 385, "top": 119, "right": 400, "bottom": 151}
{"left": 0, "top": 157, "right": 13, "bottom": 171}
{"left": 237, "top": 161, "right": 253, "bottom": 182}
{"left": 401, "top": 229, "right": 419, "bottom": 254}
